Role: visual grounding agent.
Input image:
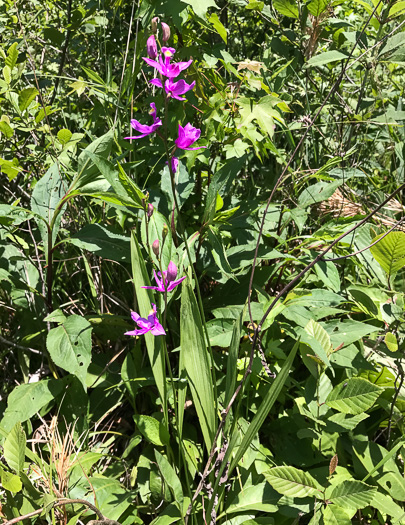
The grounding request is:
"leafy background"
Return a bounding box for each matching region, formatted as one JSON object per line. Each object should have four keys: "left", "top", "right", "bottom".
{"left": 1, "top": 0, "right": 405, "bottom": 524}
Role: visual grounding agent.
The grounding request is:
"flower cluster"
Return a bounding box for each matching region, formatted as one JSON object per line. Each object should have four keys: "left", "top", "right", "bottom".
{"left": 124, "top": 23, "right": 205, "bottom": 172}
{"left": 126, "top": 261, "right": 184, "bottom": 338}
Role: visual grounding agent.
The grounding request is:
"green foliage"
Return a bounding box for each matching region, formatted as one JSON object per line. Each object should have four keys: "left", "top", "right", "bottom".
{"left": 1, "top": 1, "right": 405, "bottom": 524}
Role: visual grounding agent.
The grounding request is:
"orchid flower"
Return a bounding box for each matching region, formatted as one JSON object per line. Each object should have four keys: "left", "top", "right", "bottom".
{"left": 124, "top": 102, "right": 162, "bottom": 140}
{"left": 125, "top": 303, "right": 166, "bottom": 336}
{"left": 175, "top": 123, "right": 206, "bottom": 150}
{"left": 150, "top": 78, "right": 196, "bottom": 101}
{"left": 142, "top": 261, "right": 186, "bottom": 293}
{"left": 143, "top": 47, "right": 192, "bottom": 79}
{"left": 146, "top": 35, "right": 158, "bottom": 59}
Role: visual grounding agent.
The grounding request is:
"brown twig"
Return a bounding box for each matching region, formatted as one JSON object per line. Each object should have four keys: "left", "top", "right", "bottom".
{"left": 1, "top": 498, "right": 107, "bottom": 525}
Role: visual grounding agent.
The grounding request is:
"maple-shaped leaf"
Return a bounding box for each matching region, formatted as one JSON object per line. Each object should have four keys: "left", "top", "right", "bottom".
{"left": 236, "top": 95, "right": 286, "bottom": 137}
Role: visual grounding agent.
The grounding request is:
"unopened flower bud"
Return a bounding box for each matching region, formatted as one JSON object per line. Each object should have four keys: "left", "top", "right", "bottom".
{"left": 146, "top": 35, "right": 158, "bottom": 59}
{"left": 152, "top": 239, "right": 160, "bottom": 257}
{"left": 147, "top": 203, "right": 154, "bottom": 218}
{"left": 161, "top": 22, "right": 170, "bottom": 42}
{"left": 162, "top": 223, "right": 169, "bottom": 240}
{"left": 151, "top": 17, "right": 159, "bottom": 33}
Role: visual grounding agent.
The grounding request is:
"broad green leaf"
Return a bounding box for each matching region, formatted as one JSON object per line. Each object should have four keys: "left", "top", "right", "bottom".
{"left": 263, "top": 466, "right": 323, "bottom": 498}
{"left": 207, "top": 226, "right": 238, "bottom": 282}
{"left": 47, "top": 315, "right": 92, "bottom": 390}
{"left": 0, "top": 467, "right": 22, "bottom": 492}
{"left": 306, "top": 51, "right": 348, "bottom": 67}
{"left": 57, "top": 128, "right": 72, "bottom": 145}
{"left": 208, "top": 12, "right": 227, "bottom": 43}
{"left": 303, "top": 319, "right": 332, "bottom": 363}
{"left": 89, "top": 475, "right": 132, "bottom": 520}
{"left": 230, "top": 342, "right": 298, "bottom": 472}
{"left": 161, "top": 162, "right": 194, "bottom": 210}
{"left": 0, "top": 120, "right": 13, "bottom": 138}
{"left": 370, "top": 231, "right": 405, "bottom": 276}
{"left": 237, "top": 95, "right": 286, "bottom": 137}
{"left": 326, "top": 412, "right": 369, "bottom": 432}
{"left": 180, "top": 0, "right": 218, "bottom": 18}
{"left": 134, "top": 415, "right": 170, "bottom": 446}
{"left": 385, "top": 331, "right": 398, "bottom": 352}
{"left": 6, "top": 42, "right": 18, "bottom": 69}
{"left": 353, "top": 441, "right": 405, "bottom": 501}
{"left": 4, "top": 422, "right": 26, "bottom": 473}
{"left": 328, "top": 480, "right": 376, "bottom": 511}
{"left": 130, "top": 233, "right": 167, "bottom": 413}
{"left": 180, "top": 278, "right": 216, "bottom": 452}
{"left": 307, "top": 0, "right": 329, "bottom": 16}
{"left": 371, "top": 492, "right": 405, "bottom": 521}
{"left": 326, "top": 378, "right": 381, "bottom": 415}
{"left": 389, "top": 0, "right": 405, "bottom": 17}
{"left": 70, "top": 224, "right": 131, "bottom": 263}
{"left": 298, "top": 180, "right": 343, "bottom": 207}
{"left": 70, "top": 131, "right": 114, "bottom": 192}
{"left": 0, "top": 379, "right": 65, "bottom": 433}
{"left": 223, "top": 482, "right": 279, "bottom": 515}
{"left": 379, "top": 31, "right": 405, "bottom": 56}
{"left": 3, "top": 65, "right": 11, "bottom": 84}
{"left": 19, "top": 87, "right": 39, "bottom": 111}
{"left": 273, "top": 0, "right": 299, "bottom": 17}
{"left": 314, "top": 260, "right": 341, "bottom": 292}
{"left": 155, "top": 450, "right": 183, "bottom": 511}
{"left": 323, "top": 504, "right": 351, "bottom": 525}
{"left": 31, "top": 162, "right": 67, "bottom": 257}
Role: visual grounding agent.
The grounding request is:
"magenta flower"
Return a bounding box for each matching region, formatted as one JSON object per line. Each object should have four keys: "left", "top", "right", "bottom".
{"left": 142, "top": 261, "right": 186, "bottom": 293}
{"left": 147, "top": 35, "right": 158, "bottom": 59}
{"left": 150, "top": 78, "right": 195, "bottom": 101}
{"left": 124, "top": 102, "right": 162, "bottom": 140}
{"left": 143, "top": 47, "right": 192, "bottom": 79}
{"left": 171, "top": 156, "right": 179, "bottom": 173}
{"left": 175, "top": 123, "right": 206, "bottom": 150}
{"left": 125, "top": 303, "right": 166, "bottom": 337}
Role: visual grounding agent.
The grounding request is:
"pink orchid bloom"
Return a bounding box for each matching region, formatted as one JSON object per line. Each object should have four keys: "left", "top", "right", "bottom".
{"left": 125, "top": 303, "right": 166, "bottom": 336}
{"left": 150, "top": 78, "right": 195, "bottom": 101}
{"left": 143, "top": 47, "right": 192, "bottom": 79}
{"left": 175, "top": 123, "right": 206, "bottom": 150}
{"left": 124, "top": 102, "right": 162, "bottom": 140}
{"left": 142, "top": 261, "right": 186, "bottom": 293}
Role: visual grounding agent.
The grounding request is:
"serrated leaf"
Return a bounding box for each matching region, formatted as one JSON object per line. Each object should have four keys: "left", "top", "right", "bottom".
{"left": 326, "top": 378, "right": 381, "bottom": 415}
{"left": 328, "top": 480, "right": 376, "bottom": 510}
{"left": 47, "top": 315, "right": 92, "bottom": 390}
{"left": 304, "top": 319, "right": 332, "bottom": 363}
{"left": 273, "top": 0, "right": 299, "bottom": 17}
{"left": 224, "top": 482, "right": 279, "bottom": 515}
{"left": 237, "top": 95, "right": 286, "bottom": 138}
{"left": 370, "top": 231, "right": 405, "bottom": 276}
{"left": 6, "top": 42, "right": 18, "bottom": 69}
{"left": 19, "top": 87, "right": 39, "bottom": 111}
{"left": 323, "top": 504, "right": 351, "bottom": 525}
{"left": 134, "top": 415, "right": 170, "bottom": 446}
{"left": 57, "top": 128, "right": 72, "bottom": 145}
{"left": 4, "top": 422, "right": 26, "bottom": 473}
{"left": 263, "top": 466, "right": 323, "bottom": 498}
